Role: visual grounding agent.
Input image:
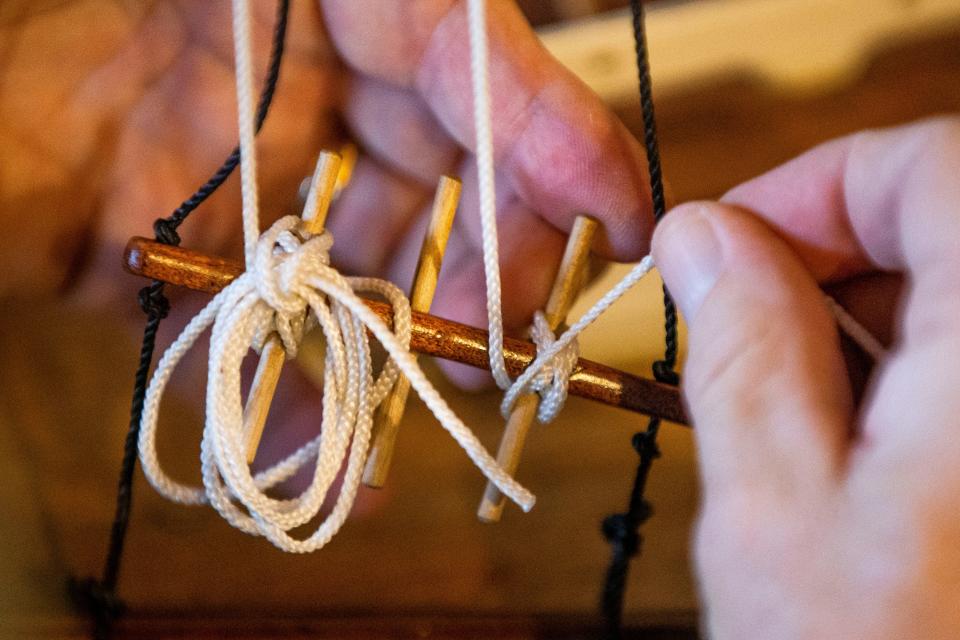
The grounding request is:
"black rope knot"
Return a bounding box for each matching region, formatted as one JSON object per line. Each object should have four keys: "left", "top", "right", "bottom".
{"left": 652, "top": 359, "right": 680, "bottom": 386}
{"left": 138, "top": 284, "right": 170, "bottom": 319}
{"left": 68, "top": 577, "right": 126, "bottom": 622}
{"left": 603, "top": 513, "right": 645, "bottom": 557}
{"left": 631, "top": 429, "right": 661, "bottom": 460}
{"left": 152, "top": 218, "right": 182, "bottom": 246}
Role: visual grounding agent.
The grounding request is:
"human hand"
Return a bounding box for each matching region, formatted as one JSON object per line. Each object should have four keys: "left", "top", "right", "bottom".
{"left": 3, "top": 1, "right": 655, "bottom": 388}
{"left": 0, "top": 1, "right": 336, "bottom": 297}
{"left": 653, "top": 117, "right": 960, "bottom": 639}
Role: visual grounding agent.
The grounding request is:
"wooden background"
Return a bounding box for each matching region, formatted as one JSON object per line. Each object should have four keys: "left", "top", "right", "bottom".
{"left": 1, "top": 3, "right": 959, "bottom": 638}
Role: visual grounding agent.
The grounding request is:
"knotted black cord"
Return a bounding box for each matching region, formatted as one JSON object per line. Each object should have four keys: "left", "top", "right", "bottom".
{"left": 600, "top": 1, "right": 680, "bottom": 637}
{"left": 70, "top": 2, "right": 290, "bottom": 637}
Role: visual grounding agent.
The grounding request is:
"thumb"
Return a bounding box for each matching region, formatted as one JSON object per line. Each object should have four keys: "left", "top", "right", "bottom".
{"left": 652, "top": 203, "right": 853, "bottom": 500}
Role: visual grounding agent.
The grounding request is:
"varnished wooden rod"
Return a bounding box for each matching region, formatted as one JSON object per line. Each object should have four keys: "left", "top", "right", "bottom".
{"left": 123, "top": 238, "right": 688, "bottom": 426}
{"left": 363, "top": 176, "right": 461, "bottom": 488}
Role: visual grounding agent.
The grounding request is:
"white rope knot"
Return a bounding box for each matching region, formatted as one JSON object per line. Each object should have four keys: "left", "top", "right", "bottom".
{"left": 139, "top": 215, "right": 535, "bottom": 553}
{"left": 249, "top": 215, "right": 333, "bottom": 356}
{"left": 500, "top": 312, "right": 580, "bottom": 423}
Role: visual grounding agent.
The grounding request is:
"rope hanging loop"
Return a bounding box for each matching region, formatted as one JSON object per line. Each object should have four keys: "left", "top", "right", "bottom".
{"left": 138, "top": 212, "right": 538, "bottom": 552}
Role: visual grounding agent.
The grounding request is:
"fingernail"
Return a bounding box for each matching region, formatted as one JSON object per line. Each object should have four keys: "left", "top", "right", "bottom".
{"left": 653, "top": 204, "right": 723, "bottom": 319}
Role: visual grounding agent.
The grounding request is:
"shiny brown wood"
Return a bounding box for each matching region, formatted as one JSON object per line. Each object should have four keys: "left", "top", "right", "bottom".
{"left": 123, "top": 237, "right": 688, "bottom": 425}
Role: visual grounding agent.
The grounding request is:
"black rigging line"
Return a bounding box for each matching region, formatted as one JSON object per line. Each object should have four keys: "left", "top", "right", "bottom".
{"left": 600, "top": 1, "right": 681, "bottom": 637}
{"left": 69, "top": 2, "right": 291, "bottom": 638}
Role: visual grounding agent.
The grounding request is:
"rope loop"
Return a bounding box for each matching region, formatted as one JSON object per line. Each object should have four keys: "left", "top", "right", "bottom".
{"left": 602, "top": 513, "right": 642, "bottom": 557}
{"left": 138, "top": 216, "right": 535, "bottom": 552}
{"left": 631, "top": 428, "right": 661, "bottom": 460}
{"left": 500, "top": 311, "right": 580, "bottom": 423}
{"left": 651, "top": 359, "right": 680, "bottom": 386}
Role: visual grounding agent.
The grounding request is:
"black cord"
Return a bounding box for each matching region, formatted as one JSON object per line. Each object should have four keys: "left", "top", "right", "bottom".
{"left": 69, "top": 2, "right": 291, "bottom": 638}
{"left": 600, "top": 2, "right": 681, "bottom": 637}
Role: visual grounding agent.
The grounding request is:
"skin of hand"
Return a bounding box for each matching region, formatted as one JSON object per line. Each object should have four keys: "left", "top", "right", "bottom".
{"left": 652, "top": 116, "right": 960, "bottom": 639}
{"left": 0, "top": 0, "right": 654, "bottom": 388}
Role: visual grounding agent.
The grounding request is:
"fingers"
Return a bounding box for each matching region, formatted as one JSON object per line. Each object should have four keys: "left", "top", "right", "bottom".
{"left": 327, "top": 157, "right": 431, "bottom": 276}
{"left": 343, "top": 75, "right": 461, "bottom": 187}
{"left": 721, "top": 117, "right": 960, "bottom": 291}
{"left": 653, "top": 203, "right": 853, "bottom": 499}
{"left": 713, "top": 117, "right": 960, "bottom": 467}
{"left": 321, "top": 0, "right": 654, "bottom": 259}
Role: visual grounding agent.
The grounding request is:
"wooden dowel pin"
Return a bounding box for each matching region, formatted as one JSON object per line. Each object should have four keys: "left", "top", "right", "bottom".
{"left": 123, "top": 238, "right": 688, "bottom": 425}
{"left": 477, "top": 216, "right": 598, "bottom": 522}
{"left": 243, "top": 150, "right": 342, "bottom": 464}
{"left": 363, "top": 176, "right": 461, "bottom": 487}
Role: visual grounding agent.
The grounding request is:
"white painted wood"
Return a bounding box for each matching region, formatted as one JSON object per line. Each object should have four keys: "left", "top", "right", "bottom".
{"left": 539, "top": 0, "right": 960, "bottom": 102}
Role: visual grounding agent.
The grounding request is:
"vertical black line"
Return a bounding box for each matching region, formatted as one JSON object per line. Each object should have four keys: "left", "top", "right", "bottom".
{"left": 600, "top": 2, "right": 682, "bottom": 637}
{"left": 70, "top": 2, "right": 291, "bottom": 638}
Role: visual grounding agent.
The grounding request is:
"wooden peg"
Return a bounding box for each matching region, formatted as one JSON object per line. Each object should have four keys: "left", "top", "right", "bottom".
{"left": 477, "top": 216, "right": 599, "bottom": 523}
{"left": 243, "top": 150, "right": 343, "bottom": 464}
{"left": 363, "top": 176, "right": 462, "bottom": 488}
{"left": 300, "top": 150, "right": 343, "bottom": 235}
{"left": 334, "top": 143, "right": 358, "bottom": 196}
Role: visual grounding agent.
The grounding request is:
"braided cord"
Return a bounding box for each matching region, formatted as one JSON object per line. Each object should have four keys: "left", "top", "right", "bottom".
{"left": 600, "top": 2, "right": 681, "bottom": 637}
{"left": 69, "top": 2, "right": 291, "bottom": 637}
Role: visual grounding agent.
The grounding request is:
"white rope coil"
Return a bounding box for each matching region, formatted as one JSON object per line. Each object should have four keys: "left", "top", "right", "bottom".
{"left": 138, "top": 216, "right": 536, "bottom": 553}
{"left": 137, "top": 0, "right": 534, "bottom": 554}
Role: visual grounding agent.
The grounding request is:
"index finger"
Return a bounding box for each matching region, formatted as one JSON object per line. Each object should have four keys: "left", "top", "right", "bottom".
{"left": 717, "top": 117, "right": 960, "bottom": 465}
{"left": 320, "top": 0, "right": 655, "bottom": 260}
{"left": 720, "top": 117, "right": 960, "bottom": 291}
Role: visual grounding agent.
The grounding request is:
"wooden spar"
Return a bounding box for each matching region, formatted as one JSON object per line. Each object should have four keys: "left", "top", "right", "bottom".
{"left": 123, "top": 237, "right": 689, "bottom": 426}
{"left": 478, "top": 215, "right": 598, "bottom": 523}
{"left": 363, "top": 176, "right": 462, "bottom": 488}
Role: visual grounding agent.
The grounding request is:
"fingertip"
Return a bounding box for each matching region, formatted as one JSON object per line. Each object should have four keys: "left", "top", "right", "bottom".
{"left": 437, "top": 360, "right": 495, "bottom": 392}
{"left": 653, "top": 203, "right": 724, "bottom": 321}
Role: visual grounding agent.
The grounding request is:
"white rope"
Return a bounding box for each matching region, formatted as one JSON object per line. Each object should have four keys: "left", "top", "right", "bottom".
{"left": 500, "top": 257, "right": 657, "bottom": 419}
{"left": 467, "top": 0, "right": 595, "bottom": 422}
{"left": 137, "top": 0, "right": 534, "bottom": 553}
{"left": 230, "top": 0, "right": 261, "bottom": 268}
{"left": 826, "top": 295, "right": 887, "bottom": 361}
{"left": 138, "top": 215, "right": 535, "bottom": 552}
{"left": 467, "top": 0, "right": 512, "bottom": 390}
{"left": 524, "top": 312, "right": 580, "bottom": 423}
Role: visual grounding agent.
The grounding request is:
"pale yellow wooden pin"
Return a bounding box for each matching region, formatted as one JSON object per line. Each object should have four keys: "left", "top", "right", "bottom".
{"left": 243, "top": 150, "right": 343, "bottom": 464}
{"left": 362, "top": 175, "right": 462, "bottom": 487}
{"left": 477, "top": 215, "right": 598, "bottom": 522}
